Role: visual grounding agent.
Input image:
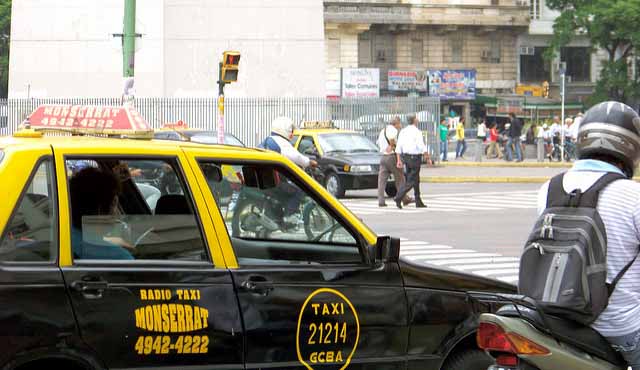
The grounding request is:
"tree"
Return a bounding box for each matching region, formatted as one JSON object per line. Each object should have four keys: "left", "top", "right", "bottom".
{"left": 0, "top": 0, "right": 10, "bottom": 98}
{"left": 546, "top": 0, "right": 640, "bottom": 105}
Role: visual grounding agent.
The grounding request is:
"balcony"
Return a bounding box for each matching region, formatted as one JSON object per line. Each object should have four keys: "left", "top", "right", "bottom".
{"left": 324, "top": 0, "right": 530, "bottom": 27}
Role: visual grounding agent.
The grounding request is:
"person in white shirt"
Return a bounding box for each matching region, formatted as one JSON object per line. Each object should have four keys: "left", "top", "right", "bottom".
{"left": 570, "top": 112, "right": 583, "bottom": 141}
{"left": 376, "top": 117, "right": 412, "bottom": 207}
{"left": 393, "top": 115, "right": 430, "bottom": 209}
{"left": 535, "top": 102, "right": 640, "bottom": 369}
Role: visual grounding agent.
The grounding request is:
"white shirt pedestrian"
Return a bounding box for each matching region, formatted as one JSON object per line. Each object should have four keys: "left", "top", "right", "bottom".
{"left": 397, "top": 124, "right": 428, "bottom": 155}
{"left": 377, "top": 125, "right": 399, "bottom": 154}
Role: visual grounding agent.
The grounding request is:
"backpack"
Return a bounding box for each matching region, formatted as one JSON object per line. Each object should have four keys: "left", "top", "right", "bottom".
{"left": 519, "top": 172, "right": 637, "bottom": 325}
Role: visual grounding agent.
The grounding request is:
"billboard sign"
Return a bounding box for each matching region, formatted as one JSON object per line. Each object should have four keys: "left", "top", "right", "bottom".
{"left": 427, "top": 69, "right": 476, "bottom": 100}
{"left": 388, "top": 70, "right": 427, "bottom": 91}
{"left": 341, "top": 68, "right": 380, "bottom": 98}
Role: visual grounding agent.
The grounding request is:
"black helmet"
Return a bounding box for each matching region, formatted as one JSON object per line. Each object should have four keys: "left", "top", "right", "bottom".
{"left": 577, "top": 101, "right": 640, "bottom": 178}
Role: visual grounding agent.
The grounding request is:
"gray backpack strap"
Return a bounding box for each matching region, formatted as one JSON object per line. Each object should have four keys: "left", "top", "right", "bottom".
{"left": 546, "top": 172, "right": 625, "bottom": 209}
{"left": 607, "top": 251, "right": 640, "bottom": 297}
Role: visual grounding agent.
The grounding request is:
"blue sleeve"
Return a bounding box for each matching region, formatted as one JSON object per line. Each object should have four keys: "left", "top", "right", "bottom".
{"left": 259, "top": 136, "right": 281, "bottom": 153}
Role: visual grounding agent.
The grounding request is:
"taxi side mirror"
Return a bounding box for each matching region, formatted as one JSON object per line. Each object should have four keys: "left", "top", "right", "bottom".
{"left": 242, "top": 166, "right": 277, "bottom": 189}
{"left": 371, "top": 236, "right": 400, "bottom": 264}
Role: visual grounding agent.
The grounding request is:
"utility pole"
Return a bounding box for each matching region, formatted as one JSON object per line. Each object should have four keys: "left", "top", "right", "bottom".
{"left": 114, "top": 0, "right": 141, "bottom": 103}
{"left": 560, "top": 62, "right": 566, "bottom": 162}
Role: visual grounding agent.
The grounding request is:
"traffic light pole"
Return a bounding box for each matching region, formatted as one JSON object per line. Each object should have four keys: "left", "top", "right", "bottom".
{"left": 217, "top": 62, "right": 226, "bottom": 145}
{"left": 560, "top": 70, "right": 566, "bottom": 162}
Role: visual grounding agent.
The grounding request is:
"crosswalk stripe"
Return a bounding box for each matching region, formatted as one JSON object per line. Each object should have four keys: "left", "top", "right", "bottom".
{"left": 449, "top": 262, "right": 520, "bottom": 270}
{"left": 426, "top": 256, "right": 519, "bottom": 265}
{"left": 473, "top": 268, "right": 520, "bottom": 276}
{"left": 407, "top": 252, "right": 502, "bottom": 260}
{"left": 497, "top": 276, "right": 519, "bottom": 283}
{"left": 422, "top": 201, "right": 502, "bottom": 211}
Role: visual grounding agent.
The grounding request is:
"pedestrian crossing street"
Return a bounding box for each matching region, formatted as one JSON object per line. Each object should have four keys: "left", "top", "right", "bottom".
{"left": 340, "top": 190, "right": 538, "bottom": 215}
{"left": 398, "top": 238, "right": 520, "bottom": 283}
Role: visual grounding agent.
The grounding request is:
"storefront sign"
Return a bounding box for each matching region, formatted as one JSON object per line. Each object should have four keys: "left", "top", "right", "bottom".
{"left": 341, "top": 68, "right": 380, "bottom": 98}
{"left": 515, "top": 84, "right": 543, "bottom": 97}
{"left": 427, "top": 70, "right": 476, "bottom": 100}
{"left": 387, "top": 70, "right": 427, "bottom": 91}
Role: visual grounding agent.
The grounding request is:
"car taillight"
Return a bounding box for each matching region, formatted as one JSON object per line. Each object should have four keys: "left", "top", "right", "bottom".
{"left": 477, "top": 322, "right": 550, "bottom": 356}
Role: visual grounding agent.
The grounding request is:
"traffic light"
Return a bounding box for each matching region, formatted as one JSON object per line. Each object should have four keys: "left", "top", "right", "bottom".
{"left": 221, "top": 51, "right": 241, "bottom": 83}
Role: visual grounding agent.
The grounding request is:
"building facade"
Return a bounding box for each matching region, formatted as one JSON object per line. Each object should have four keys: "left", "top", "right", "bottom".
{"left": 9, "top": 0, "right": 327, "bottom": 98}
{"left": 324, "top": 0, "right": 530, "bottom": 117}
{"left": 518, "top": 0, "right": 602, "bottom": 102}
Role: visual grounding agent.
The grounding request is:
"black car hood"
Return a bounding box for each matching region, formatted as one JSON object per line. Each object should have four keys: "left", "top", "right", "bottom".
{"left": 323, "top": 152, "right": 381, "bottom": 165}
{"left": 399, "top": 256, "right": 516, "bottom": 293}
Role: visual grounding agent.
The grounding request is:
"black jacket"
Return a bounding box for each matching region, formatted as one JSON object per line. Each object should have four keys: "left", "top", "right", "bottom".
{"left": 509, "top": 117, "right": 523, "bottom": 138}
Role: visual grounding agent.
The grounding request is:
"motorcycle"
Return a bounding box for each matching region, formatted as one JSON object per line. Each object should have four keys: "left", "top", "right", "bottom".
{"left": 473, "top": 292, "right": 627, "bottom": 370}
{"left": 230, "top": 165, "right": 339, "bottom": 241}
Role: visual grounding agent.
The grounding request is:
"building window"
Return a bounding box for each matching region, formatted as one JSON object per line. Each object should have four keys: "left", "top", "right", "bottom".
{"left": 561, "top": 47, "right": 591, "bottom": 82}
{"left": 358, "top": 34, "right": 372, "bottom": 65}
{"left": 530, "top": 0, "right": 541, "bottom": 19}
{"left": 450, "top": 33, "right": 463, "bottom": 63}
{"left": 374, "top": 34, "right": 394, "bottom": 64}
{"left": 520, "top": 47, "right": 550, "bottom": 83}
{"left": 489, "top": 35, "right": 501, "bottom": 63}
{"left": 411, "top": 39, "right": 423, "bottom": 64}
{"left": 328, "top": 38, "right": 341, "bottom": 65}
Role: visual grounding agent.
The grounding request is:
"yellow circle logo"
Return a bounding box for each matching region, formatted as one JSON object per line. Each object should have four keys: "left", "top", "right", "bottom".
{"left": 296, "top": 288, "right": 360, "bottom": 370}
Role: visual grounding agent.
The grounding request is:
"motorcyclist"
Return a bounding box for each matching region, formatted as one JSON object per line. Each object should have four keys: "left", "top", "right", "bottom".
{"left": 259, "top": 116, "right": 318, "bottom": 169}
{"left": 536, "top": 101, "right": 640, "bottom": 369}
{"left": 259, "top": 116, "right": 318, "bottom": 227}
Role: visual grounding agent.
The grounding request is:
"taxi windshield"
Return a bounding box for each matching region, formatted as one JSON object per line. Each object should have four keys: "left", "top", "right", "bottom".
{"left": 182, "top": 130, "right": 244, "bottom": 146}
{"left": 318, "top": 133, "right": 378, "bottom": 154}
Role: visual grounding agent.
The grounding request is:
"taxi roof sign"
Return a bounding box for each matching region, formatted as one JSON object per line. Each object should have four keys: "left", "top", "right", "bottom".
{"left": 21, "top": 104, "right": 153, "bottom": 138}
{"left": 161, "top": 120, "right": 189, "bottom": 130}
{"left": 300, "top": 120, "right": 336, "bottom": 129}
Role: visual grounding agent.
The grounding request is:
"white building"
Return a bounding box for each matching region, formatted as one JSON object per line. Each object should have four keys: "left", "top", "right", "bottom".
{"left": 517, "top": 0, "right": 603, "bottom": 101}
{"left": 9, "top": 0, "right": 327, "bottom": 98}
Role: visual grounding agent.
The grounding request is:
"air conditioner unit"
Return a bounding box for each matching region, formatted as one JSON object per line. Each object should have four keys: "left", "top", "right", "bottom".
{"left": 481, "top": 49, "right": 491, "bottom": 60}
{"left": 516, "top": 0, "right": 529, "bottom": 6}
{"left": 519, "top": 46, "right": 535, "bottom": 55}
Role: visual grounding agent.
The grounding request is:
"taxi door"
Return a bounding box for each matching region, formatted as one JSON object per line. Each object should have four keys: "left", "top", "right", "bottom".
{"left": 54, "top": 148, "right": 244, "bottom": 369}
{"left": 187, "top": 153, "right": 409, "bottom": 370}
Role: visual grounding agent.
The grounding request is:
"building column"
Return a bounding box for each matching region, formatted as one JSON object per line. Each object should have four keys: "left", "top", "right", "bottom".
{"left": 324, "top": 23, "right": 370, "bottom": 96}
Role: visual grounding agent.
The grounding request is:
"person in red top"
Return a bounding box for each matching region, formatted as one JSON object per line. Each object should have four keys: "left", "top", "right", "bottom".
{"left": 486, "top": 123, "right": 503, "bottom": 159}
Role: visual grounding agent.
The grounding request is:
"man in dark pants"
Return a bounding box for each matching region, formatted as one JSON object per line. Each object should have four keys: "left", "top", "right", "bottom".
{"left": 506, "top": 112, "right": 524, "bottom": 162}
{"left": 393, "top": 115, "right": 430, "bottom": 209}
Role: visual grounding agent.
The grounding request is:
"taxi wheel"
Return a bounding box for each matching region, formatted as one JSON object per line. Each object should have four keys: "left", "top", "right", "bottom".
{"left": 441, "top": 349, "right": 493, "bottom": 370}
{"left": 325, "top": 173, "right": 345, "bottom": 198}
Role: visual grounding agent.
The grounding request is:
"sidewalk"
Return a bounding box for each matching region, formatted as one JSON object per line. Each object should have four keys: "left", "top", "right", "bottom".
{"left": 420, "top": 164, "right": 565, "bottom": 183}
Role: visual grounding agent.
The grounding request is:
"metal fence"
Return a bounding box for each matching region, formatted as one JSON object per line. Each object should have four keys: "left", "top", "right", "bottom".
{"left": 0, "top": 96, "right": 440, "bottom": 157}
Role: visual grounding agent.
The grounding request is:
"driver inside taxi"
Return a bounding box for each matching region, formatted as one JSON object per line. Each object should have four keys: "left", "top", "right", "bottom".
{"left": 69, "top": 167, "right": 134, "bottom": 260}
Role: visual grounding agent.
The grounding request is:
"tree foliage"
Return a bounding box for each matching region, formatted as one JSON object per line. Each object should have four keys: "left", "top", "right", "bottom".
{"left": 546, "top": 0, "right": 640, "bottom": 104}
{"left": 0, "top": 0, "right": 10, "bottom": 98}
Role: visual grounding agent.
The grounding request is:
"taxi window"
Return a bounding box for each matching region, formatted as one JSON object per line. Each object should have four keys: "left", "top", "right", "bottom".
{"left": 0, "top": 159, "right": 56, "bottom": 262}
{"left": 290, "top": 135, "right": 299, "bottom": 146}
{"left": 199, "top": 161, "right": 360, "bottom": 266}
{"left": 65, "top": 158, "right": 208, "bottom": 262}
{"left": 298, "top": 136, "right": 317, "bottom": 155}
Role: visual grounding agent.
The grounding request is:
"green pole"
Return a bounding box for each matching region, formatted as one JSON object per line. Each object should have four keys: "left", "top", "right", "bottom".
{"left": 123, "top": 0, "right": 136, "bottom": 78}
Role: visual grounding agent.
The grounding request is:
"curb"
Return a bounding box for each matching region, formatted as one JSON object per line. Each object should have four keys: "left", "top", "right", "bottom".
{"left": 438, "top": 161, "right": 572, "bottom": 168}
{"left": 421, "top": 176, "right": 551, "bottom": 183}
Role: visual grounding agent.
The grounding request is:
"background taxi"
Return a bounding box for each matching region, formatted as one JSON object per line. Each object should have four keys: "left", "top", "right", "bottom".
{"left": 292, "top": 121, "right": 396, "bottom": 198}
{"left": 0, "top": 105, "right": 514, "bottom": 370}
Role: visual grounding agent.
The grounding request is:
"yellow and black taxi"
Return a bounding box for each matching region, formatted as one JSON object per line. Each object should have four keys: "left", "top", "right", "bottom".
{"left": 291, "top": 121, "right": 395, "bottom": 198}
{"left": 0, "top": 105, "right": 514, "bottom": 370}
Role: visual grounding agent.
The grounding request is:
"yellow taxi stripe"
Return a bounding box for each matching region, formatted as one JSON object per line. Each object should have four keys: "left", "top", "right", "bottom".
{"left": 178, "top": 151, "right": 232, "bottom": 268}
{"left": 54, "top": 149, "right": 73, "bottom": 267}
{"left": 182, "top": 151, "right": 238, "bottom": 268}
